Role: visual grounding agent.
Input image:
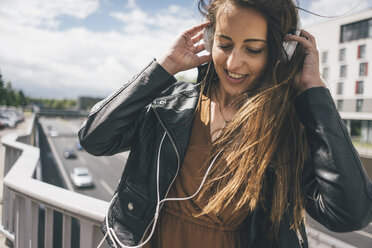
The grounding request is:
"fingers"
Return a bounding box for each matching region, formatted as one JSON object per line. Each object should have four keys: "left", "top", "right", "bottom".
{"left": 300, "top": 29, "right": 316, "bottom": 47}
{"left": 185, "top": 21, "right": 211, "bottom": 37}
{"left": 286, "top": 29, "right": 317, "bottom": 49}
{"left": 191, "top": 31, "right": 204, "bottom": 44}
{"left": 193, "top": 43, "right": 206, "bottom": 54}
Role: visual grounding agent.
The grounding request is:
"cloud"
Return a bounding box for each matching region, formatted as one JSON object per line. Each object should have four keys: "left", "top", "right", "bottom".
{"left": 0, "top": 0, "right": 99, "bottom": 29}
{"left": 110, "top": 4, "right": 198, "bottom": 34}
{"left": 126, "top": 0, "right": 138, "bottom": 9}
{"left": 0, "top": 0, "right": 199, "bottom": 99}
{"left": 301, "top": 0, "right": 371, "bottom": 27}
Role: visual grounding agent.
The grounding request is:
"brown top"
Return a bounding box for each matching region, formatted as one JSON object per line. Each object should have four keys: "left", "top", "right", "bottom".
{"left": 143, "top": 93, "right": 250, "bottom": 248}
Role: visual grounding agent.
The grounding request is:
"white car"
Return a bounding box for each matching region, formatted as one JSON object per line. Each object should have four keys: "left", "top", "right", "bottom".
{"left": 70, "top": 167, "right": 94, "bottom": 188}
{"left": 49, "top": 130, "right": 59, "bottom": 137}
{"left": 0, "top": 115, "right": 16, "bottom": 128}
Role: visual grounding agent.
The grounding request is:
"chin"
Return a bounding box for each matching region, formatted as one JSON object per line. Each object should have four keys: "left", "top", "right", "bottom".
{"left": 219, "top": 80, "right": 255, "bottom": 96}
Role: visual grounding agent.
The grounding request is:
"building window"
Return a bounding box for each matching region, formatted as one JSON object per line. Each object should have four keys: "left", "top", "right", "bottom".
{"left": 322, "top": 67, "right": 329, "bottom": 79}
{"left": 339, "top": 48, "right": 346, "bottom": 61}
{"left": 358, "top": 44, "right": 366, "bottom": 59}
{"left": 337, "top": 100, "right": 343, "bottom": 111}
{"left": 337, "top": 82, "right": 344, "bottom": 94}
{"left": 356, "top": 99, "right": 363, "bottom": 112}
{"left": 359, "top": 62, "right": 368, "bottom": 76}
{"left": 340, "top": 65, "right": 347, "bottom": 78}
{"left": 340, "top": 18, "right": 372, "bottom": 43}
{"left": 322, "top": 51, "right": 328, "bottom": 64}
{"left": 355, "top": 81, "right": 364, "bottom": 94}
{"left": 350, "top": 120, "right": 362, "bottom": 137}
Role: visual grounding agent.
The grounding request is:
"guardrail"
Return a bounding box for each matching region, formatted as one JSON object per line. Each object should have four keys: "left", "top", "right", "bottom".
{"left": 0, "top": 114, "right": 109, "bottom": 248}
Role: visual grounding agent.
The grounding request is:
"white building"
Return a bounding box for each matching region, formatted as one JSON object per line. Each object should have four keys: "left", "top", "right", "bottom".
{"left": 307, "top": 8, "right": 372, "bottom": 143}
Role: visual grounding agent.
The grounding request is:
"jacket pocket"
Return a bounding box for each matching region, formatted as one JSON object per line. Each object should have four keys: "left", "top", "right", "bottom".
{"left": 119, "top": 184, "right": 147, "bottom": 221}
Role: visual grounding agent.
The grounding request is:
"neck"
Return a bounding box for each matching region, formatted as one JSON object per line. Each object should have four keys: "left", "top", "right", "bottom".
{"left": 211, "top": 82, "right": 237, "bottom": 123}
{"left": 213, "top": 82, "right": 233, "bottom": 109}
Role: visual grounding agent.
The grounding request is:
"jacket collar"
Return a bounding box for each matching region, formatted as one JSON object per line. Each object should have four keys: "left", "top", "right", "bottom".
{"left": 151, "top": 62, "right": 214, "bottom": 160}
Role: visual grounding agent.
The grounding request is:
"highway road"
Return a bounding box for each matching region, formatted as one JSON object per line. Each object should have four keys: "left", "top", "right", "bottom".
{"left": 39, "top": 117, "right": 127, "bottom": 202}
{"left": 37, "top": 117, "right": 372, "bottom": 247}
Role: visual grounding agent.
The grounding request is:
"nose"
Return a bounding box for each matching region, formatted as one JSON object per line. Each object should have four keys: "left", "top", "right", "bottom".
{"left": 226, "top": 48, "right": 244, "bottom": 71}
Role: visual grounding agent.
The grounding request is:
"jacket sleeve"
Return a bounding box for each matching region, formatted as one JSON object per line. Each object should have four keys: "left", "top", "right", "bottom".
{"left": 78, "top": 59, "right": 176, "bottom": 156}
{"left": 294, "top": 87, "right": 372, "bottom": 232}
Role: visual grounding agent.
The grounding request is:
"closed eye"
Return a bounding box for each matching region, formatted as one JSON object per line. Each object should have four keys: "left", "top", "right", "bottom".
{"left": 218, "top": 44, "right": 232, "bottom": 50}
{"left": 247, "top": 48, "right": 264, "bottom": 54}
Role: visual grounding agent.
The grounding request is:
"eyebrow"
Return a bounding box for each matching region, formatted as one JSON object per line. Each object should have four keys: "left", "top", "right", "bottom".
{"left": 218, "top": 34, "right": 267, "bottom": 43}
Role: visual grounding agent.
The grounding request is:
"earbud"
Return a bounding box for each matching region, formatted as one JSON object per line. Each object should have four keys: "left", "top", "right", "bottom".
{"left": 203, "top": 16, "right": 302, "bottom": 61}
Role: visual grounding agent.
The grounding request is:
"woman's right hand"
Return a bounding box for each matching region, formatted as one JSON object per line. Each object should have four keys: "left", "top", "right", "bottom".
{"left": 158, "top": 22, "right": 212, "bottom": 75}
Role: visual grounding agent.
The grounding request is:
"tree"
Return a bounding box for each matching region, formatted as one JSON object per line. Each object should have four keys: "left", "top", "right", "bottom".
{"left": 17, "top": 90, "right": 27, "bottom": 106}
{"left": 5, "top": 82, "right": 16, "bottom": 106}
{"left": 0, "top": 71, "right": 5, "bottom": 105}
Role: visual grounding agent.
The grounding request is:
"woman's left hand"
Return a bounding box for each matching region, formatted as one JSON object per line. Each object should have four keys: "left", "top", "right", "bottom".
{"left": 286, "top": 29, "right": 325, "bottom": 93}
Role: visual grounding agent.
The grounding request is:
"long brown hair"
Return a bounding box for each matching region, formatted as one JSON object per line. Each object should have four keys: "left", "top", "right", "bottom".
{"left": 197, "top": 0, "right": 309, "bottom": 241}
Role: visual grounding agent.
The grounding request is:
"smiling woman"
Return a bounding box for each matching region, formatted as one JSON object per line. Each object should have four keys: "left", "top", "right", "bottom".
{"left": 78, "top": 0, "right": 372, "bottom": 247}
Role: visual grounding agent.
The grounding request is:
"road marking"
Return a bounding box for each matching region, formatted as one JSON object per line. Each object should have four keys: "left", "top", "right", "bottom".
{"left": 353, "top": 230, "right": 372, "bottom": 239}
{"left": 78, "top": 155, "right": 87, "bottom": 166}
{"left": 100, "top": 179, "right": 114, "bottom": 196}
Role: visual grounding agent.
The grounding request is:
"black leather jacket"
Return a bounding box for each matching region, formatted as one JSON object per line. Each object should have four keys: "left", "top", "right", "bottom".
{"left": 79, "top": 59, "right": 372, "bottom": 248}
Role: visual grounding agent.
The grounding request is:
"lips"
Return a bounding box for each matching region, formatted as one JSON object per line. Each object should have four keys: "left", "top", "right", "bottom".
{"left": 225, "top": 69, "right": 248, "bottom": 84}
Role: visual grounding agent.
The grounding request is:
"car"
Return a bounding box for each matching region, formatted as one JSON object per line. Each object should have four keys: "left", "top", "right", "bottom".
{"left": 49, "top": 130, "right": 59, "bottom": 137}
{"left": 0, "top": 121, "right": 5, "bottom": 130}
{"left": 70, "top": 167, "right": 94, "bottom": 188}
{"left": 0, "top": 115, "right": 16, "bottom": 128}
{"left": 2, "top": 110, "right": 24, "bottom": 123}
{"left": 63, "top": 148, "right": 77, "bottom": 159}
{"left": 1, "top": 111, "right": 18, "bottom": 123}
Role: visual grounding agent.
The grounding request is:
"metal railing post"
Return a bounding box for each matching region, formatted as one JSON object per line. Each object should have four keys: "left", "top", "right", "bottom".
{"left": 62, "top": 215, "right": 72, "bottom": 248}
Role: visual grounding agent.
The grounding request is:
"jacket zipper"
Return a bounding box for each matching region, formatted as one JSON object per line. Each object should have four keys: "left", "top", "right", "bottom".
{"left": 296, "top": 229, "right": 305, "bottom": 248}
{"left": 139, "top": 106, "right": 181, "bottom": 243}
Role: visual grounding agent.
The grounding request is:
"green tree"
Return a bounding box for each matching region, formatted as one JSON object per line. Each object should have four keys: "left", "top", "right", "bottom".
{"left": 0, "top": 71, "right": 5, "bottom": 105}
{"left": 17, "top": 90, "right": 27, "bottom": 106}
{"left": 5, "top": 82, "right": 17, "bottom": 106}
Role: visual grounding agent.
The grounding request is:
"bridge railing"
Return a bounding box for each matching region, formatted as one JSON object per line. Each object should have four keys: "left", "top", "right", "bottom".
{"left": 0, "top": 114, "right": 109, "bottom": 248}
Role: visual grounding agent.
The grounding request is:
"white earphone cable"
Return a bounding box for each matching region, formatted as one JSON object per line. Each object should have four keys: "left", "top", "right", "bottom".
{"left": 98, "top": 132, "right": 223, "bottom": 248}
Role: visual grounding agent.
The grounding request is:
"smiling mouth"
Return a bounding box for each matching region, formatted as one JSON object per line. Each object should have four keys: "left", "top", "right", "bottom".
{"left": 225, "top": 69, "right": 248, "bottom": 79}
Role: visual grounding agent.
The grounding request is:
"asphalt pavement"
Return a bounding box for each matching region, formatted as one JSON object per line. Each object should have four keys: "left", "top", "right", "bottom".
{"left": 38, "top": 117, "right": 127, "bottom": 201}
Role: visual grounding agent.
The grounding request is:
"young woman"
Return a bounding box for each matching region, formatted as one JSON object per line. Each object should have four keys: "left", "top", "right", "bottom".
{"left": 79, "top": 0, "right": 372, "bottom": 247}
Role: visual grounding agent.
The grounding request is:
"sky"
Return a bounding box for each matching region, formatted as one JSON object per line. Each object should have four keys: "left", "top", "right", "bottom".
{"left": 0, "top": 0, "right": 371, "bottom": 99}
